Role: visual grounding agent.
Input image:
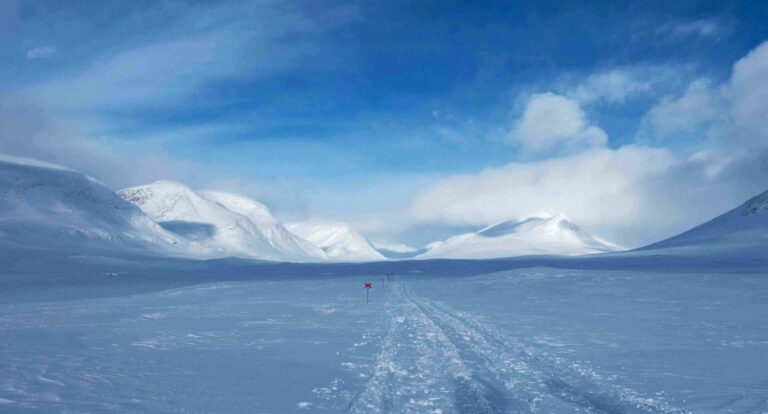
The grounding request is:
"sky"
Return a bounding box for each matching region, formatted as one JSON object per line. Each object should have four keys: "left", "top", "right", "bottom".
{"left": 1, "top": 0, "right": 768, "bottom": 248}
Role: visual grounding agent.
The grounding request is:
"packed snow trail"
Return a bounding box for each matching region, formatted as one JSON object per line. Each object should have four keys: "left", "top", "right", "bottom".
{"left": 350, "top": 282, "right": 685, "bottom": 414}
{"left": 348, "top": 282, "right": 499, "bottom": 413}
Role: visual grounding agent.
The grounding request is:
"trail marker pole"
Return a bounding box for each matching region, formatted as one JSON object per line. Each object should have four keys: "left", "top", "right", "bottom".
{"left": 364, "top": 282, "right": 372, "bottom": 304}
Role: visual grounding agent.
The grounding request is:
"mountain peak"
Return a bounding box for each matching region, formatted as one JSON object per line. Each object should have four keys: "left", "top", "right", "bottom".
{"left": 286, "top": 222, "right": 384, "bottom": 262}
{"left": 420, "top": 214, "right": 621, "bottom": 260}
{"left": 119, "top": 182, "right": 325, "bottom": 261}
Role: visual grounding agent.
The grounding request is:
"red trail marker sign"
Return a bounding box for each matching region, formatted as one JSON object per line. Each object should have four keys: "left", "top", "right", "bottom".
{"left": 364, "top": 283, "right": 372, "bottom": 303}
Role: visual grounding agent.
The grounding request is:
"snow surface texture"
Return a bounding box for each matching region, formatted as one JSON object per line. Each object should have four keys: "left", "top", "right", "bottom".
{"left": 641, "top": 189, "right": 768, "bottom": 251}
{"left": 0, "top": 155, "right": 184, "bottom": 254}
{"left": 1, "top": 264, "right": 765, "bottom": 413}
{"left": 287, "top": 222, "right": 385, "bottom": 262}
{"left": 418, "top": 214, "right": 622, "bottom": 260}
{"left": 119, "top": 182, "right": 325, "bottom": 262}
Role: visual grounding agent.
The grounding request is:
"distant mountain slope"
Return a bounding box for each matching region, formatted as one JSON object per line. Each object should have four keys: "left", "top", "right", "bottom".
{"left": 199, "top": 191, "right": 327, "bottom": 260}
{"left": 374, "top": 242, "right": 427, "bottom": 259}
{"left": 0, "top": 154, "right": 182, "bottom": 253}
{"left": 640, "top": 189, "right": 768, "bottom": 251}
{"left": 286, "top": 222, "right": 385, "bottom": 262}
{"left": 417, "top": 214, "right": 622, "bottom": 260}
{"left": 119, "top": 181, "right": 322, "bottom": 261}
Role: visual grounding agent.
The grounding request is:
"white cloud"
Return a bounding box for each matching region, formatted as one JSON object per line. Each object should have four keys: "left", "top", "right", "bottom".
{"left": 409, "top": 145, "right": 757, "bottom": 247}
{"left": 411, "top": 40, "right": 768, "bottom": 247}
{"left": 568, "top": 65, "right": 682, "bottom": 104}
{"left": 729, "top": 40, "right": 768, "bottom": 138}
{"left": 645, "top": 79, "right": 721, "bottom": 138}
{"left": 643, "top": 40, "right": 768, "bottom": 148}
{"left": 26, "top": 46, "right": 56, "bottom": 59}
{"left": 657, "top": 18, "right": 726, "bottom": 39}
{"left": 18, "top": 2, "right": 355, "bottom": 111}
{"left": 0, "top": 107, "right": 240, "bottom": 191}
{"left": 572, "top": 69, "right": 652, "bottom": 104}
{"left": 508, "top": 93, "right": 607, "bottom": 155}
{"left": 412, "top": 146, "right": 672, "bottom": 226}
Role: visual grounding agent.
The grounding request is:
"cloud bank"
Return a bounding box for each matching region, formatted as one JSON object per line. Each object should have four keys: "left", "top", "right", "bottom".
{"left": 411, "top": 40, "right": 768, "bottom": 247}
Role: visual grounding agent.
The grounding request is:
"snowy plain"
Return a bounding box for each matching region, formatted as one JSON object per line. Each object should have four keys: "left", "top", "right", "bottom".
{"left": 1, "top": 247, "right": 767, "bottom": 413}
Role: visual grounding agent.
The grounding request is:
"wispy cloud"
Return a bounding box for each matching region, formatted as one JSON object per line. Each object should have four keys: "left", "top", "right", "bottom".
{"left": 567, "top": 65, "right": 684, "bottom": 104}
{"left": 17, "top": 1, "right": 357, "bottom": 112}
{"left": 657, "top": 18, "right": 728, "bottom": 39}
{"left": 26, "top": 46, "right": 56, "bottom": 59}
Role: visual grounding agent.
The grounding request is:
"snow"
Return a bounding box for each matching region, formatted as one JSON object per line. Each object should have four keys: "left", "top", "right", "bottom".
{"left": 373, "top": 242, "right": 426, "bottom": 259}
{"left": 373, "top": 242, "right": 419, "bottom": 253}
{"left": 2, "top": 155, "right": 768, "bottom": 412}
{"left": 640, "top": 188, "right": 768, "bottom": 251}
{"left": 200, "top": 190, "right": 327, "bottom": 260}
{"left": 0, "top": 255, "right": 765, "bottom": 413}
{"left": 0, "top": 155, "right": 184, "bottom": 254}
{"left": 417, "top": 214, "right": 622, "bottom": 260}
{"left": 286, "top": 222, "right": 385, "bottom": 262}
{"left": 119, "top": 181, "right": 324, "bottom": 262}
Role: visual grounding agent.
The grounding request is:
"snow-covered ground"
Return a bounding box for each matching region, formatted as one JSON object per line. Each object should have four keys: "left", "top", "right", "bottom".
{"left": 1, "top": 153, "right": 767, "bottom": 413}
{"left": 0, "top": 256, "right": 766, "bottom": 413}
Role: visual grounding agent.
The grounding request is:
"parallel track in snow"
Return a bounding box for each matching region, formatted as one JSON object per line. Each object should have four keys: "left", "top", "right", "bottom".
{"left": 349, "top": 282, "right": 687, "bottom": 414}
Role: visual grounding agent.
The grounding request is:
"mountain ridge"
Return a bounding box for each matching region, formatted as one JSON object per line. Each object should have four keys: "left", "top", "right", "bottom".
{"left": 417, "top": 214, "right": 622, "bottom": 260}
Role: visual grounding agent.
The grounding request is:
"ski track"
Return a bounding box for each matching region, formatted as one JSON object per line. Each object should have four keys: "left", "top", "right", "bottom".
{"left": 349, "top": 282, "right": 689, "bottom": 414}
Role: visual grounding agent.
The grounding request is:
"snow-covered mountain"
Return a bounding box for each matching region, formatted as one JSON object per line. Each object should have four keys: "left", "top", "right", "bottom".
{"left": 373, "top": 242, "right": 426, "bottom": 259}
{"left": 640, "top": 188, "right": 768, "bottom": 251}
{"left": 119, "top": 181, "right": 324, "bottom": 262}
{"left": 199, "top": 191, "right": 327, "bottom": 260}
{"left": 286, "top": 222, "right": 385, "bottom": 262}
{"left": 0, "top": 154, "right": 183, "bottom": 254}
{"left": 417, "top": 214, "right": 622, "bottom": 260}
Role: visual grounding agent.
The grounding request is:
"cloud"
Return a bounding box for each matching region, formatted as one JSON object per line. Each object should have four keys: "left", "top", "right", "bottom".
{"left": 568, "top": 65, "right": 682, "bottom": 104}
{"left": 409, "top": 144, "right": 768, "bottom": 247}
{"left": 26, "top": 46, "right": 56, "bottom": 59}
{"left": 644, "top": 79, "right": 721, "bottom": 138}
{"left": 508, "top": 93, "right": 607, "bottom": 155}
{"left": 643, "top": 40, "right": 768, "bottom": 148}
{"left": 25, "top": 33, "right": 246, "bottom": 109}
{"left": 411, "top": 40, "right": 768, "bottom": 247}
{"left": 657, "top": 18, "right": 727, "bottom": 39}
{"left": 0, "top": 106, "right": 247, "bottom": 191}
{"left": 729, "top": 40, "right": 768, "bottom": 138}
{"left": 18, "top": 1, "right": 356, "bottom": 112}
{"left": 412, "top": 146, "right": 672, "bottom": 234}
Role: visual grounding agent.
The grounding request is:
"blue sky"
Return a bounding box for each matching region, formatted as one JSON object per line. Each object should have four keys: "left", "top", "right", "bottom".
{"left": 2, "top": 0, "right": 768, "bottom": 247}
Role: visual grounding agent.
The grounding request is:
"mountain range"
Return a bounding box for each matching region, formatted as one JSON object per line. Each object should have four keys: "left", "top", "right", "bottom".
{"left": 1, "top": 153, "right": 765, "bottom": 262}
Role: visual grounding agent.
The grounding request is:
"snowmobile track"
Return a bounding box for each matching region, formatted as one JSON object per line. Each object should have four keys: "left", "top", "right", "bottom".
{"left": 349, "top": 282, "right": 686, "bottom": 414}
